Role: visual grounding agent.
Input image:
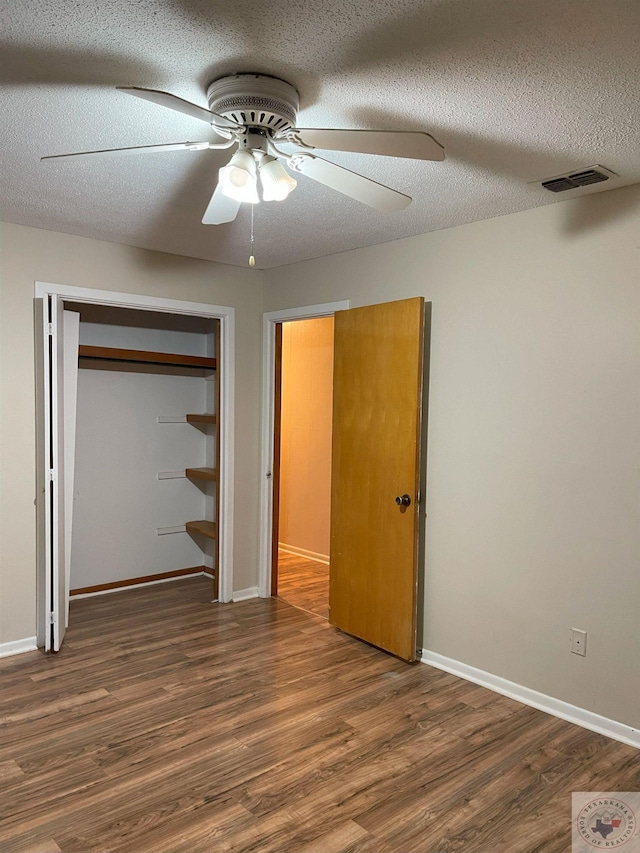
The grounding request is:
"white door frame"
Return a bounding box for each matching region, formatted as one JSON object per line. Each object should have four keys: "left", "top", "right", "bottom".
{"left": 34, "top": 282, "right": 236, "bottom": 637}
{"left": 258, "top": 301, "right": 350, "bottom": 598}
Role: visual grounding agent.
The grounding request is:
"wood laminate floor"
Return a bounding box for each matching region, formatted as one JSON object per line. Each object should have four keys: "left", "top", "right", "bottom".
{"left": 277, "top": 550, "right": 329, "bottom": 619}
{"left": 0, "top": 577, "right": 637, "bottom": 853}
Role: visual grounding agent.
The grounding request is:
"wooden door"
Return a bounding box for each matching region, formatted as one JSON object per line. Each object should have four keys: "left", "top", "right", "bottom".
{"left": 329, "top": 297, "right": 425, "bottom": 661}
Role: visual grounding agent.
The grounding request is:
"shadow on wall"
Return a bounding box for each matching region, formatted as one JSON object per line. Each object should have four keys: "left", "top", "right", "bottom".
{"left": 559, "top": 182, "right": 640, "bottom": 237}
{"left": 115, "top": 242, "right": 218, "bottom": 275}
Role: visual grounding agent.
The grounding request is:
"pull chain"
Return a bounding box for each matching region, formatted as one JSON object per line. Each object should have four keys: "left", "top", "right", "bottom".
{"left": 248, "top": 204, "right": 256, "bottom": 267}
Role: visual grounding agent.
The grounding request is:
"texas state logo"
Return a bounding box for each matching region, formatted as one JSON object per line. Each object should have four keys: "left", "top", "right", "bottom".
{"left": 573, "top": 793, "right": 638, "bottom": 851}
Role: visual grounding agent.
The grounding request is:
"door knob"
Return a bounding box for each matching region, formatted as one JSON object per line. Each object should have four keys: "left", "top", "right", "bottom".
{"left": 395, "top": 494, "right": 412, "bottom": 507}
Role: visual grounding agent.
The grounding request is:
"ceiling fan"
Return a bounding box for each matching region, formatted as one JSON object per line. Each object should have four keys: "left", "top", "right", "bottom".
{"left": 42, "top": 73, "right": 445, "bottom": 225}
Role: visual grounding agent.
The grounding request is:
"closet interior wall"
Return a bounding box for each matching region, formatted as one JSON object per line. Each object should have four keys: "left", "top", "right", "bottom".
{"left": 67, "top": 302, "right": 219, "bottom": 598}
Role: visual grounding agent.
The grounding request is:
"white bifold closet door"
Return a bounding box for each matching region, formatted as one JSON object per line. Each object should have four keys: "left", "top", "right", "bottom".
{"left": 42, "top": 294, "right": 79, "bottom": 651}
{"left": 63, "top": 311, "right": 80, "bottom": 629}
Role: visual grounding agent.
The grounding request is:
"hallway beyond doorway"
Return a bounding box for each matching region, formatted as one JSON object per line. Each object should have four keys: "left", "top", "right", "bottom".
{"left": 277, "top": 550, "right": 329, "bottom": 619}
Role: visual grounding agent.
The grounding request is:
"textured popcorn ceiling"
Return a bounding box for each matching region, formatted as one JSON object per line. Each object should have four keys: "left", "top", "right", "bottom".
{"left": 1, "top": 0, "right": 639, "bottom": 269}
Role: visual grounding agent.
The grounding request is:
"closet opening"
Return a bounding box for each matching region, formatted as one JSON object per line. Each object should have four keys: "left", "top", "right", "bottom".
{"left": 271, "top": 316, "right": 334, "bottom": 620}
{"left": 35, "top": 283, "right": 235, "bottom": 652}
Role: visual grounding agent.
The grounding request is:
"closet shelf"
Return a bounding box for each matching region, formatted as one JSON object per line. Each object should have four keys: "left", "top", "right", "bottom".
{"left": 185, "top": 467, "right": 217, "bottom": 482}
{"left": 185, "top": 520, "right": 217, "bottom": 540}
{"left": 186, "top": 413, "right": 217, "bottom": 425}
{"left": 78, "top": 345, "right": 216, "bottom": 369}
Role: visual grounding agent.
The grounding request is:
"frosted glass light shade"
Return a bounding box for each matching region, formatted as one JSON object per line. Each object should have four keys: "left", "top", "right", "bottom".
{"left": 219, "top": 150, "right": 259, "bottom": 203}
{"left": 259, "top": 156, "right": 297, "bottom": 201}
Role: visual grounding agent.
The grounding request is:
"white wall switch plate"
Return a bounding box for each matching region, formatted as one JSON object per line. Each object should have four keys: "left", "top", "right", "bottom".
{"left": 570, "top": 628, "right": 587, "bottom": 656}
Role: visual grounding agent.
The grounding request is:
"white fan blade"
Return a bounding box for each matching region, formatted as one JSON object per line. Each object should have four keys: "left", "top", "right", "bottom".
{"left": 285, "top": 129, "right": 445, "bottom": 161}
{"left": 117, "top": 87, "right": 240, "bottom": 134}
{"left": 202, "top": 183, "right": 241, "bottom": 225}
{"left": 41, "top": 141, "right": 223, "bottom": 160}
{"left": 289, "top": 154, "right": 411, "bottom": 212}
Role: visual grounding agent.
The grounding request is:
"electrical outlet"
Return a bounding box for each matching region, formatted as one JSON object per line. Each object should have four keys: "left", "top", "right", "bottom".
{"left": 570, "top": 628, "right": 587, "bottom": 657}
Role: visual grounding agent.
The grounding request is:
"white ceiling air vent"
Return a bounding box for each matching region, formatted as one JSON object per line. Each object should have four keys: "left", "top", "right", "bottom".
{"left": 531, "top": 165, "right": 620, "bottom": 195}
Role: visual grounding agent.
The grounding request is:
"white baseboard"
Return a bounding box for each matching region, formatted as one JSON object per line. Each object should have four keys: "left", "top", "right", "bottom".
{"left": 278, "top": 543, "right": 329, "bottom": 565}
{"left": 232, "top": 586, "right": 260, "bottom": 602}
{"left": 420, "top": 650, "right": 639, "bottom": 750}
{"left": 0, "top": 636, "right": 38, "bottom": 658}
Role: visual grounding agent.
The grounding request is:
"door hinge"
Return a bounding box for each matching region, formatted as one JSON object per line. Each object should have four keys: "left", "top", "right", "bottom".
{"left": 416, "top": 490, "right": 422, "bottom": 505}
{"left": 47, "top": 323, "right": 54, "bottom": 336}
{"left": 48, "top": 612, "right": 56, "bottom": 625}
{"left": 48, "top": 469, "right": 56, "bottom": 482}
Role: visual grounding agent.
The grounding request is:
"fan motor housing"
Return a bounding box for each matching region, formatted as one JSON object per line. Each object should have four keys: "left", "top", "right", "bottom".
{"left": 207, "top": 73, "right": 299, "bottom": 135}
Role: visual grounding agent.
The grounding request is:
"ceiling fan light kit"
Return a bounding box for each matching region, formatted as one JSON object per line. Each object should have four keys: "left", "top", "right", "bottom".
{"left": 259, "top": 155, "right": 298, "bottom": 201}
{"left": 218, "top": 149, "right": 260, "bottom": 204}
{"left": 217, "top": 130, "right": 298, "bottom": 205}
{"left": 42, "top": 72, "right": 445, "bottom": 228}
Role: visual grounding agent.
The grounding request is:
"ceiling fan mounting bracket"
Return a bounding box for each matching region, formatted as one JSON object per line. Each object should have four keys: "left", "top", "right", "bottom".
{"left": 207, "top": 73, "right": 299, "bottom": 135}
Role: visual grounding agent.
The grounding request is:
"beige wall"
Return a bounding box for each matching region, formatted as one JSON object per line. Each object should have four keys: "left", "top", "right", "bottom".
{"left": 0, "top": 222, "right": 263, "bottom": 644}
{"left": 263, "top": 184, "right": 640, "bottom": 729}
{"left": 2, "top": 184, "right": 639, "bottom": 730}
{"left": 279, "top": 317, "right": 334, "bottom": 559}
